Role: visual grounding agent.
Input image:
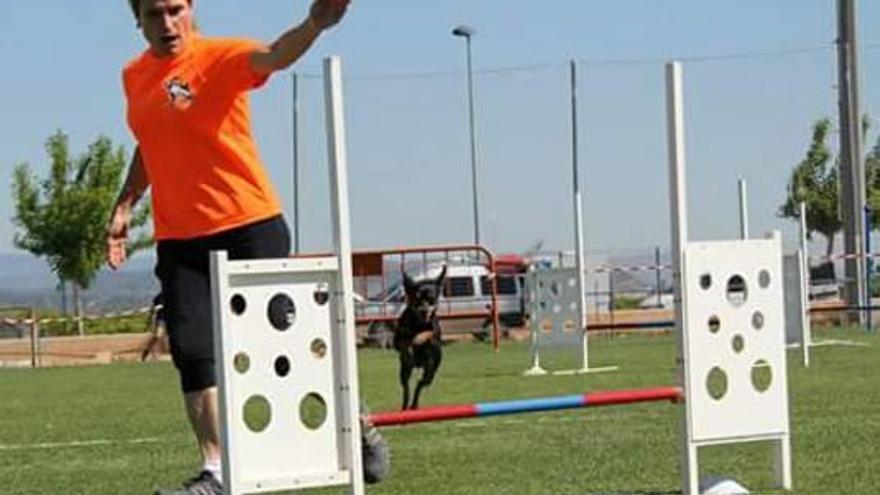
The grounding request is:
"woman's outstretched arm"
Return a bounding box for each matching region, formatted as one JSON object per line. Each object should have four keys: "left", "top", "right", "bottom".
{"left": 250, "top": 0, "right": 350, "bottom": 76}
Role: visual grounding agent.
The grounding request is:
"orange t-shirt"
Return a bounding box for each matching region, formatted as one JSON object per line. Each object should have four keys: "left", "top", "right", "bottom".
{"left": 123, "top": 35, "right": 282, "bottom": 240}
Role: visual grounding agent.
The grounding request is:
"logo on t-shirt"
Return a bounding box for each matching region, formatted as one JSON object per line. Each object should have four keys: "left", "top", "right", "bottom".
{"left": 165, "top": 77, "right": 194, "bottom": 109}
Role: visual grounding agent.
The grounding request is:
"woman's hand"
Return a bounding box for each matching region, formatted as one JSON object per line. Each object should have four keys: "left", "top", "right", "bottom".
{"left": 309, "top": 0, "right": 350, "bottom": 31}
{"left": 106, "top": 204, "right": 132, "bottom": 270}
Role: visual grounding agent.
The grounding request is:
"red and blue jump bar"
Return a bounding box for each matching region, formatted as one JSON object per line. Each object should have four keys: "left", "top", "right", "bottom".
{"left": 367, "top": 386, "right": 683, "bottom": 427}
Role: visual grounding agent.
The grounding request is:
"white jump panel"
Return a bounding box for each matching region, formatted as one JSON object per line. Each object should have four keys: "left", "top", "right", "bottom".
{"left": 212, "top": 253, "right": 357, "bottom": 494}
{"left": 525, "top": 267, "right": 616, "bottom": 375}
{"left": 528, "top": 267, "right": 582, "bottom": 348}
{"left": 682, "top": 237, "right": 790, "bottom": 444}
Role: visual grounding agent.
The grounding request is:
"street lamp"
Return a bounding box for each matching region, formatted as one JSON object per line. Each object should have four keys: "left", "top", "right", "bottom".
{"left": 452, "top": 24, "right": 481, "bottom": 245}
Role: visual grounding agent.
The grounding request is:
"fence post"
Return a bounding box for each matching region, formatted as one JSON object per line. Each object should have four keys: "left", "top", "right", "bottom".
{"left": 865, "top": 205, "right": 873, "bottom": 333}
{"left": 655, "top": 246, "right": 662, "bottom": 307}
{"left": 608, "top": 270, "right": 615, "bottom": 334}
{"left": 29, "top": 306, "right": 40, "bottom": 369}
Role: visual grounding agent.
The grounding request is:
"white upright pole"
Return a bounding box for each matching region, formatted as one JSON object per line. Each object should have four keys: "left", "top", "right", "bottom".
{"left": 665, "top": 61, "right": 697, "bottom": 495}
{"left": 738, "top": 178, "right": 749, "bottom": 240}
{"left": 570, "top": 60, "right": 616, "bottom": 375}
{"left": 799, "top": 201, "right": 812, "bottom": 367}
{"left": 323, "top": 56, "right": 365, "bottom": 495}
{"left": 570, "top": 60, "right": 590, "bottom": 371}
{"left": 292, "top": 72, "right": 301, "bottom": 254}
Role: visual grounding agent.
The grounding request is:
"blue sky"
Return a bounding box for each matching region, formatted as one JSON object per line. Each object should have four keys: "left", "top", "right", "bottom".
{"left": 1, "top": 0, "right": 878, "bottom": 261}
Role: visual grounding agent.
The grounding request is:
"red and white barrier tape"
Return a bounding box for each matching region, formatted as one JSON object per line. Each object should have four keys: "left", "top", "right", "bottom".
{"left": 813, "top": 251, "right": 880, "bottom": 263}
{"left": 0, "top": 306, "right": 157, "bottom": 327}
{"left": 591, "top": 264, "right": 672, "bottom": 274}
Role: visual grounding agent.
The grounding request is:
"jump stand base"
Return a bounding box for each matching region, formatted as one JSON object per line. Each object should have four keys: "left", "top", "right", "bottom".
{"left": 552, "top": 365, "right": 619, "bottom": 376}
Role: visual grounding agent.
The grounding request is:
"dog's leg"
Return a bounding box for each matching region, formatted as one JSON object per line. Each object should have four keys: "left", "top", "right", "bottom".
{"left": 411, "top": 346, "right": 441, "bottom": 409}
{"left": 398, "top": 351, "right": 414, "bottom": 410}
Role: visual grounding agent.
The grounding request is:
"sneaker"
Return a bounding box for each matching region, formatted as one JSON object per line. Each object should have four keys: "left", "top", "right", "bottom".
{"left": 155, "top": 470, "right": 224, "bottom": 495}
{"left": 360, "top": 407, "right": 390, "bottom": 484}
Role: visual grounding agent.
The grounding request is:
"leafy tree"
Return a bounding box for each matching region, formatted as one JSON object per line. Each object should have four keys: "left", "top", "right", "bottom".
{"left": 12, "top": 131, "right": 151, "bottom": 334}
{"left": 779, "top": 118, "right": 841, "bottom": 257}
{"left": 781, "top": 116, "right": 880, "bottom": 252}
{"left": 868, "top": 131, "right": 880, "bottom": 227}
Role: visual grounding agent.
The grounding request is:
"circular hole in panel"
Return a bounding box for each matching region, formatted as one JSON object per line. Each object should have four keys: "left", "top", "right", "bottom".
{"left": 313, "top": 283, "right": 330, "bottom": 306}
{"left": 243, "top": 395, "right": 272, "bottom": 433}
{"left": 553, "top": 304, "right": 562, "bottom": 314}
{"left": 230, "top": 294, "right": 247, "bottom": 315}
{"left": 699, "top": 274, "right": 712, "bottom": 290}
{"left": 311, "top": 339, "right": 328, "bottom": 359}
{"left": 267, "top": 294, "right": 296, "bottom": 331}
{"left": 732, "top": 334, "right": 745, "bottom": 354}
{"left": 751, "top": 359, "right": 773, "bottom": 393}
{"left": 706, "top": 367, "right": 728, "bottom": 401}
{"left": 752, "top": 311, "right": 765, "bottom": 330}
{"left": 758, "top": 269, "right": 771, "bottom": 289}
{"left": 568, "top": 278, "right": 577, "bottom": 288}
{"left": 708, "top": 315, "right": 721, "bottom": 334}
{"left": 725, "top": 275, "right": 748, "bottom": 307}
{"left": 539, "top": 301, "right": 547, "bottom": 311}
{"left": 540, "top": 318, "right": 553, "bottom": 334}
{"left": 569, "top": 302, "right": 578, "bottom": 312}
{"left": 274, "top": 355, "right": 291, "bottom": 377}
{"left": 563, "top": 319, "right": 576, "bottom": 333}
{"left": 549, "top": 281, "right": 562, "bottom": 299}
{"left": 233, "top": 353, "right": 250, "bottom": 374}
{"left": 300, "top": 393, "right": 328, "bottom": 430}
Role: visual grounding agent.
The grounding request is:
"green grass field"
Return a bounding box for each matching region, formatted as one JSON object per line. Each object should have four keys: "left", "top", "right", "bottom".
{"left": 0, "top": 326, "right": 877, "bottom": 494}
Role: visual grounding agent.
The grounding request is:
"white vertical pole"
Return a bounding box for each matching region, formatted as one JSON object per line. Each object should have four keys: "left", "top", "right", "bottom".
{"left": 210, "top": 251, "right": 237, "bottom": 493}
{"left": 738, "top": 178, "right": 749, "bottom": 240}
{"left": 292, "top": 71, "right": 301, "bottom": 255}
{"left": 570, "top": 60, "right": 590, "bottom": 372}
{"left": 323, "top": 56, "right": 365, "bottom": 495}
{"left": 666, "top": 61, "right": 697, "bottom": 495}
{"left": 799, "top": 201, "right": 812, "bottom": 366}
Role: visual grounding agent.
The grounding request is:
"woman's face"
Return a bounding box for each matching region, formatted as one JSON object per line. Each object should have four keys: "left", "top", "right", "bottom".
{"left": 138, "top": 0, "right": 194, "bottom": 57}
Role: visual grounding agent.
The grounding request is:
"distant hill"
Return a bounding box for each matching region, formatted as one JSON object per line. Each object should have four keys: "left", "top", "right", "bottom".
{"left": 0, "top": 252, "right": 159, "bottom": 312}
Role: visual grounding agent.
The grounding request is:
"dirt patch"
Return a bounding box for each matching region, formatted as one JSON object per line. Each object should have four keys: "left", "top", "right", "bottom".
{"left": 0, "top": 333, "right": 169, "bottom": 368}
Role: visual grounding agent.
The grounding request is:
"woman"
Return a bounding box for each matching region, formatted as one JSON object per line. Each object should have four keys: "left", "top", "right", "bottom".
{"left": 105, "top": 1, "right": 384, "bottom": 493}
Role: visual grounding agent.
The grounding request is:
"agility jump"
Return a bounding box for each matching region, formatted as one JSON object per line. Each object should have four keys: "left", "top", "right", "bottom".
{"left": 368, "top": 386, "right": 682, "bottom": 427}
{"left": 209, "top": 58, "right": 793, "bottom": 495}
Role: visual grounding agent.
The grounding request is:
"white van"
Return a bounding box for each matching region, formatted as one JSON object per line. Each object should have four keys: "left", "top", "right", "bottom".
{"left": 357, "top": 263, "right": 525, "bottom": 347}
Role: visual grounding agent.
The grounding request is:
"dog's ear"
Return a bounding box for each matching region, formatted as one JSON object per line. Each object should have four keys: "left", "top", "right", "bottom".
{"left": 435, "top": 265, "right": 447, "bottom": 289}
{"left": 403, "top": 271, "right": 417, "bottom": 299}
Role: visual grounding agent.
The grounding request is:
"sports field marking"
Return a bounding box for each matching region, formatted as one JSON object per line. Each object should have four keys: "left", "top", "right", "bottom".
{"left": 811, "top": 339, "right": 870, "bottom": 348}
{"left": 0, "top": 437, "right": 161, "bottom": 451}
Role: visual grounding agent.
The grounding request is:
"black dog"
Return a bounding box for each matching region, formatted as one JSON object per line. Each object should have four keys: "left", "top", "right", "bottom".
{"left": 394, "top": 266, "right": 446, "bottom": 410}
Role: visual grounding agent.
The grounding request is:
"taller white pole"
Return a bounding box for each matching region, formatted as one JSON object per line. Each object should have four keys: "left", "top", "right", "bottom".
{"left": 738, "top": 178, "right": 749, "bottom": 240}
{"left": 799, "top": 201, "right": 812, "bottom": 367}
{"left": 665, "top": 61, "right": 697, "bottom": 495}
{"left": 323, "top": 56, "right": 365, "bottom": 495}
{"left": 570, "top": 60, "right": 590, "bottom": 371}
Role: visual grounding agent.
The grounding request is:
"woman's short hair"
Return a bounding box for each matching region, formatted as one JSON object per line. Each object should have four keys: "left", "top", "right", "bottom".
{"left": 128, "top": 0, "right": 192, "bottom": 20}
{"left": 129, "top": 0, "right": 140, "bottom": 19}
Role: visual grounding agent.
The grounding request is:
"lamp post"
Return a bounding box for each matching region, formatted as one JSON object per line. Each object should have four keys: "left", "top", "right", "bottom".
{"left": 452, "top": 25, "right": 481, "bottom": 245}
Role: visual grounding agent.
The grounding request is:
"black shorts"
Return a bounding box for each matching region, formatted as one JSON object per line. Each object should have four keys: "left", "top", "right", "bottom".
{"left": 155, "top": 215, "right": 291, "bottom": 393}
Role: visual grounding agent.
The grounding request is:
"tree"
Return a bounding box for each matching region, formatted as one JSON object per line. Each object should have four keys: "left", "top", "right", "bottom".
{"left": 779, "top": 118, "right": 841, "bottom": 257}
{"left": 12, "top": 131, "right": 151, "bottom": 335}
{"left": 867, "top": 131, "right": 880, "bottom": 227}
